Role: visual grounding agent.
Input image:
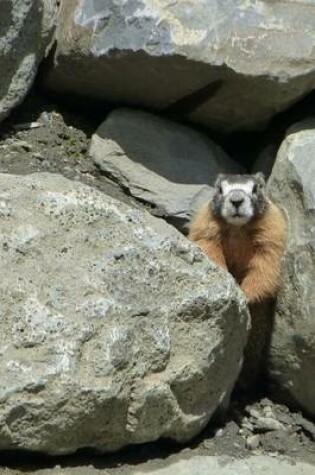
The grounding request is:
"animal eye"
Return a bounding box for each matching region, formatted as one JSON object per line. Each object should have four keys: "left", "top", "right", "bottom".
{"left": 253, "top": 184, "right": 258, "bottom": 194}
{"left": 218, "top": 185, "right": 223, "bottom": 194}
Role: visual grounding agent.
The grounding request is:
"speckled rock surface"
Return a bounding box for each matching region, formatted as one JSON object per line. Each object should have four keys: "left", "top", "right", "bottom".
{"left": 0, "top": 173, "right": 249, "bottom": 455}
{"left": 90, "top": 109, "right": 243, "bottom": 232}
{"left": 42, "top": 0, "right": 315, "bottom": 132}
{"left": 1, "top": 455, "right": 314, "bottom": 475}
{"left": 267, "top": 128, "right": 315, "bottom": 416}
{"left": 0, "top": 0, "right": 57, "bottom": 123}
{"left": 130, "top": 456, "right": 315, "bottom": 475}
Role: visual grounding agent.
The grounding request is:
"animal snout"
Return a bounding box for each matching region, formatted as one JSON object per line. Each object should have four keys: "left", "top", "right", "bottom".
{"left": 229, "top": 193, "right": 245, "bottom": 208}
{"left": 230, "top": 197, "right": 244, "bottom": 207}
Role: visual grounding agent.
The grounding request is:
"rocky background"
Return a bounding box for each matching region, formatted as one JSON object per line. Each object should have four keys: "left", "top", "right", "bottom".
{"left": 0, "top": 0, "right": 315, "bottom": 473}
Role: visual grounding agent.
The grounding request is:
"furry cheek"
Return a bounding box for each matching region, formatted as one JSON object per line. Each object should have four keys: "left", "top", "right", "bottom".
{"left": 240, "top": 199, "right": 254, "bottom": 219}
{"left": 221, "top": 201, "right": 232, "bottom": 220}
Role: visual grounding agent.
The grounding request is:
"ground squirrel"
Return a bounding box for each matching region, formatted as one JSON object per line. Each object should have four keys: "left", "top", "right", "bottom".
{"left": 189, "top": 173, "right": 286, "bottom": 387}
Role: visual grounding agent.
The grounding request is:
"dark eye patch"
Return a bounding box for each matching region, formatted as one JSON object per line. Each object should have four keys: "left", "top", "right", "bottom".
{"left": 252, "top": 183, "right": 258, "bottom": 194}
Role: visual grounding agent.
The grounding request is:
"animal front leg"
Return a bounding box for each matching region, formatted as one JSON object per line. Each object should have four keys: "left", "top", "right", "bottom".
{"left": 240, "top": 249, "right": 280, "bottom": 303}
{"left": 194, "top": 238, "right": 227, "bottom": 270}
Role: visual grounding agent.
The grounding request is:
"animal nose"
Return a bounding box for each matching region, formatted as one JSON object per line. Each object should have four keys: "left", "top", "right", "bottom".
{"left": 230, "top": 197, "right": 244, "bottom": 208}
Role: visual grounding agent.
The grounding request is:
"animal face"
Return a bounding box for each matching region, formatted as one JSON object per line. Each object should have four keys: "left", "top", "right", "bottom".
{"left": 212, "top": 173, "right": 267, "bottom": 226}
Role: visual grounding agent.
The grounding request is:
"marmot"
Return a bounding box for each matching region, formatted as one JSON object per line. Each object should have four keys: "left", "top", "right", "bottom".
{"left": 189, "top": 173, "right": 286, "bottom": 387}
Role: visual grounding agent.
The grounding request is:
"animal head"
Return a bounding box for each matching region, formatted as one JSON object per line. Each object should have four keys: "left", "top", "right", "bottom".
{"left": 211, "top": 173, "right": 267, "bottom": 226}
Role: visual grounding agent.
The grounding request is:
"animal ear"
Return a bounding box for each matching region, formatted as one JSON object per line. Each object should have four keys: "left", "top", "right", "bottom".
{"left": 214, "top": 173, "right": 225, "bottom": 189}
{"left": 254, "top": 172, "right": 266, "bottom": 186}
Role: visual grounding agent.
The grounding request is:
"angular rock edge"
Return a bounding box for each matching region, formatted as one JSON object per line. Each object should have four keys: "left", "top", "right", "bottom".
{"left": 0, "top": 172, "right": 249, "bottom": 455}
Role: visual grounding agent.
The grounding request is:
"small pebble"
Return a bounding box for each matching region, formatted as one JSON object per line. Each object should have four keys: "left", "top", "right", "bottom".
{"left": 202, "top": 439, "right": 213, "bottom": 449}
{"left": 241, "top": 421, "right": 254, "bottom": 432}
{"left": 248, "top": 408, "right": 261, "bottom": 419}
{"left": 215, "top": 428, "right": 224, "bottom": 438}
{"left": 246, "top": 434, "right": 260, "bottom": 450}
{"left": 253, "top": 416, "right": 286, "bottom": 432}
{"left": 262, "top": 406, "right": 274, "bottom": 417}
{"left": 13, "top": 121, "right": 42, "bottom": 130}
{"left": 33, "top": 152, "right": 45, "bottom": 161}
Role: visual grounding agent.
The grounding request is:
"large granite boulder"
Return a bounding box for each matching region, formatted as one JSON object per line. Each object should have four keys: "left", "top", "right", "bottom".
{"left": 0, "top": 173, "right": 249, "bottom": 455}
{"left": 0, "top": 0, "right": 57, "bottom": 123}
{"left": 42, "top": 0, "right": 315, "bottom": 132}
{"left": 267, "top": 127, "right": 315, "bottom": 416}
{"left": 90, "top": 109, "right": 243, "bottom": 232}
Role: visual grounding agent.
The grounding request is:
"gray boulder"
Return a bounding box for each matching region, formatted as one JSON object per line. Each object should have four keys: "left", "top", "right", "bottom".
{"left": 90, "top": 109, "right": 242, "bottom": 232}
{"left": 0, "top": 0, "right": 57, "bottom": 123}
{"left": 267, "top": 129, "right": 315, "bottom": 416}
{"left": 42, "top": 0, "right": 315, "bottom": 132}
{"left": 0, "top": 173, "right": 249, "bottom": 455}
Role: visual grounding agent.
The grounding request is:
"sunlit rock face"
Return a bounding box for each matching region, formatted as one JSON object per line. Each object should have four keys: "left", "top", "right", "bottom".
{"left": 268, "top": 127, "right": 315, "bottom": 417}
{"left": 0, "top": 0, "right": 57, "bottom": 123}
{"left": 43, "top": 0, "right": 315, "bottom": 132}
{"left": 0, "top": 172, "right": 249, "bottom": 454}
{"left": 90, "top": 108, "right": 243, "bottom": 232}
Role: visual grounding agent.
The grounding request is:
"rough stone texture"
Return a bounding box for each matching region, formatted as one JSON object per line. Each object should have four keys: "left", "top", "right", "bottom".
{"left": 0, "top": 172, "right": 249, "bottom": 455}
{"left": 131, "top": 456, "right": 315, "bottom": 475}
{"left": 0, "top": 0, "right": 57, "bottom": 123}
{"left": 90, "top": 109, "right": 242, "bottom": 232}
{"left": 267, "top": 128, "right": 315, "bottom": 416}
{"left": 2, "top": 456, "right": 315, "bottom": 475}
{"left": 42, "top": 0, "right": 315, "bottom": 132}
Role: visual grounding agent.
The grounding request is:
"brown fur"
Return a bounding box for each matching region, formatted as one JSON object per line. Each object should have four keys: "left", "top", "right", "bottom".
{"left": 189, "top": 199, "right": 286, "bottom": 303}
{"left": 189, "top": 198, "right": 286, "bottom": 388}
